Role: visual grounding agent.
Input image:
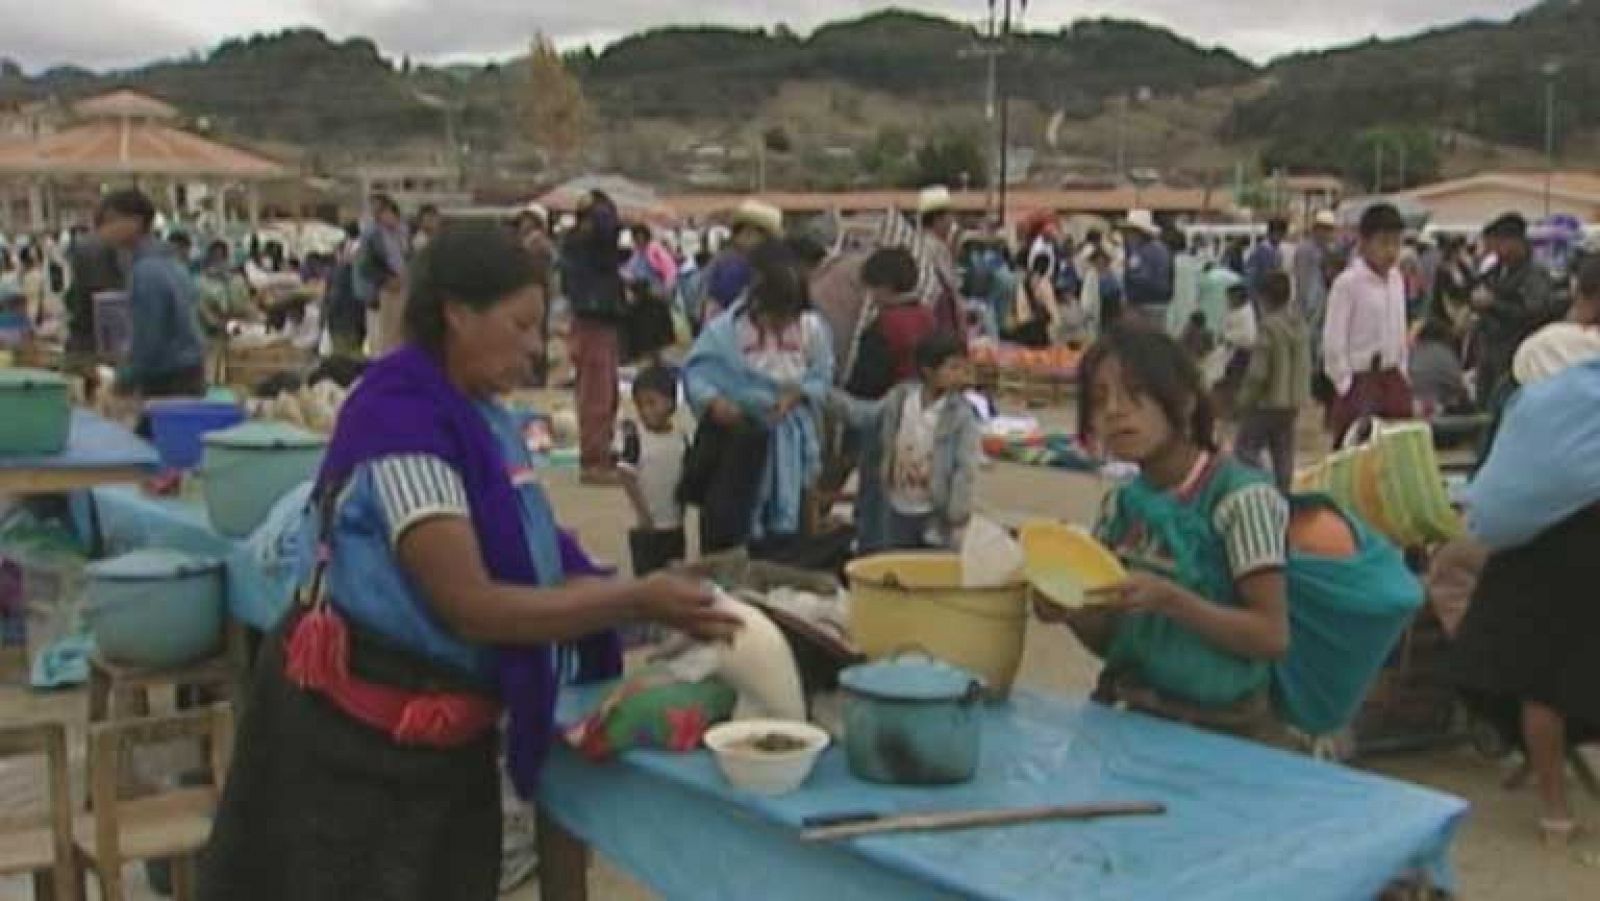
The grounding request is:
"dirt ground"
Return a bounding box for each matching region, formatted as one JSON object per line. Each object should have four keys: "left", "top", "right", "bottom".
{"left": 2, "top": 399, "right": 1597, "bottom": 900}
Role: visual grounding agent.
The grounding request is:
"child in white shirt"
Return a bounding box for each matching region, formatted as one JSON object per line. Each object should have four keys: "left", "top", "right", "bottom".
{"left": 614, "top": 365, "right": 690, "bottom": 576}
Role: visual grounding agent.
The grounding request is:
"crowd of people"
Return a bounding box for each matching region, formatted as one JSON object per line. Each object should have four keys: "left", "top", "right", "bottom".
{"left": 5, "top": 181, "right": 1598, "bottom": 885}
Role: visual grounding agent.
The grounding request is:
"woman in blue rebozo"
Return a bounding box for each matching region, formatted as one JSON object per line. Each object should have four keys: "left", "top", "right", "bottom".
{"left": 200, "top": 222, "right": 740, "bottom": 901}
{"left": 680, "top": 239, "right": 834, "bottom": 553}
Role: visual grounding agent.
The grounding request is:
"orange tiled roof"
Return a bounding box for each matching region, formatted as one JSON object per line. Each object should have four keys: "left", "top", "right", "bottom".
{"left": 0, "top": 118, "right": 285, "bottom": 179}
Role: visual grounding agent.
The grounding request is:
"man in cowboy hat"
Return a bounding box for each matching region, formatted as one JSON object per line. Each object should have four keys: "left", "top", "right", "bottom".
{"left": 915, "top": 185, "right": 965, "bottom": 335}
{"left": 1121, "top": 209, "right": 1173, "bottom": 327}
{"left": 699, "top": 198, "right": 783, "bottom": 326}
{"left": 1293, "top": 210, "right": 1338, "bottom": 331}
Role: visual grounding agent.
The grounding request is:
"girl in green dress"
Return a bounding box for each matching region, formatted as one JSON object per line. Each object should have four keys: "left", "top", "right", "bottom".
{"left": 1037, "top": 325, "right": 1291, "bottom": 741}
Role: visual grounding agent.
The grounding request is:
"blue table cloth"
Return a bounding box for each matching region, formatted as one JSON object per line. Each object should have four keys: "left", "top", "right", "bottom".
{"left": 0, "top": 409, "right": 159, "bottom": 473}
{"left": 541, "top": 688, "right": 1468, "bottom": 901}
{"left": 75, "top": 482, "right": 310, "bottom": 630}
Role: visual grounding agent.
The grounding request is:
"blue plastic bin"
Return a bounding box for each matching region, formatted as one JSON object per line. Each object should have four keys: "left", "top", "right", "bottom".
{"left": 145, "top": 400, "right": 245, "bottom": 470}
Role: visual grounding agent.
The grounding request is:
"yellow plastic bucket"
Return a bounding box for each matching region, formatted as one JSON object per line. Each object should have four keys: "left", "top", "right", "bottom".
{"left": 846, "top": 553, "right": 1030, "bottom": 698}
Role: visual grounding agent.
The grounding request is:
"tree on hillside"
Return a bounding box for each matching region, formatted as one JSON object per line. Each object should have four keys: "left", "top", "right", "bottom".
{"left": 911, "top": 133, "right": 988, "bottom": 189}
{"left": 524, "top": 33, "right": 590, "bottom": 162}
{"left": 1261, "top": 125, "right": 1438, "bottom": 191}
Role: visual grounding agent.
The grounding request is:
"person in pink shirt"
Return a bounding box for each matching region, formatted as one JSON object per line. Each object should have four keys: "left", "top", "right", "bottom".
{"left": 1321, "top": 203, "right": 1413, "bottom": 440}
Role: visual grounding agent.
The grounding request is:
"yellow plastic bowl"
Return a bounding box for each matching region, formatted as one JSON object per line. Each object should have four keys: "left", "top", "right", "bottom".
{"left": 846, "top": 553, "right": 1029, "bottom": 698}
{"left": 1018, "top": 521, "right": 1128, "bottom": 611}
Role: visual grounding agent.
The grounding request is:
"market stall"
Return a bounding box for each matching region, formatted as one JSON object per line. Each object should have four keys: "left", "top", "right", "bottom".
{"left": 0, "top": 408, "right": 158, "bottom": 495}
{"left": 537, "top": 686, "right": 1468, "bottom": 901}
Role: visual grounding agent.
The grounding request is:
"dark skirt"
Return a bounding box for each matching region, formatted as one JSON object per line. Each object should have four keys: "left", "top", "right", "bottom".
{"left": 623, "top": 293, "right": 676, "bottom": 362}
{"left": 1451, "top": 507, "right": 1600, "bottom": 742}
{"left": 200, "top": 628, "right": 501, "bottom": 901}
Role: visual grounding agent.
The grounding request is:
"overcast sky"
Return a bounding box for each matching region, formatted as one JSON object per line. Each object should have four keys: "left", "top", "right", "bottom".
{"left": 1, "top": 0, "right": 1527, "bottom": 72}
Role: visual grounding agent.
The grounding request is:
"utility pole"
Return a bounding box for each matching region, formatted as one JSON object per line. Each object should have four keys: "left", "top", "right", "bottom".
{"left": 996, "top": 0, "right": 1015, "bottom": 232}
{"left": 1543, "top": 60, "right": 1561, "bottom": 217}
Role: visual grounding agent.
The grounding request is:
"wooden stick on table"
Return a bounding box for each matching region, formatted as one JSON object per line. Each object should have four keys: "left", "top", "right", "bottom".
{"left": 801, "top": 801, "right": 1166, "bottom": 843}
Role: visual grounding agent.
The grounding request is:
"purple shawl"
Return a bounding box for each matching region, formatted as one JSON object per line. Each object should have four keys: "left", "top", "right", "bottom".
{"left": 318, "top": 344, "right": 620, "bottom": 798}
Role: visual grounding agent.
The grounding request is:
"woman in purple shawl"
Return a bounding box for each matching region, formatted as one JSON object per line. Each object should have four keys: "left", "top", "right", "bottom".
{"left": 201, "top": 224, "right": 740, "bottom": 901}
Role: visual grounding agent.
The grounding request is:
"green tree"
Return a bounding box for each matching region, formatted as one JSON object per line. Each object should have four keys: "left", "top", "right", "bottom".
{"left": 910, "top": 133, "right": 987, "bottom": 189}
{"left": 1349, "top": 127, "right": 1439, "bottom": 192}
{"left": 861, "top": 127, "right": 912, "bottom": 183}
{"left": 762, "top": 125, "right": 793, "bottom": 155}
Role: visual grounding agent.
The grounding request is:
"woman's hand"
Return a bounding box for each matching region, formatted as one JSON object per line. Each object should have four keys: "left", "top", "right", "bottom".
{"left": 772, "top": 387, "right": 804, "bottom": 422}
{"left": 1086, "top": 572, "right": 1195, "bottom": 618}
{"left": 707, "top": 397, "right": 743, "bottom": 428}
{"left": 637, "top": 572, "right": 744, "bottom": 643}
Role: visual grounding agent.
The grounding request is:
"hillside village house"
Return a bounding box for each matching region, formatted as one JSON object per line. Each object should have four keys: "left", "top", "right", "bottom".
{"left": 1400, "top": 170, "right": 1600, "bottom": 230}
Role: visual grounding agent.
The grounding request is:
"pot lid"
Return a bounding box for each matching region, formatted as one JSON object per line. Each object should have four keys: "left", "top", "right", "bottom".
{"left": 840, "top": 653, "right": 982, "bottom": 702}
{"left": 203, "top": 420, "right": 326, "bottom": 450}
{"left": 88, "top": 549, "right": 224, "bottom": 581}
{"left": 0, "top": 367, "right": 67, "bottom": 390}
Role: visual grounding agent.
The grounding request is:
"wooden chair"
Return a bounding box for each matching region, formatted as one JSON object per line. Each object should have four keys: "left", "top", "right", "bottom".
{"left": 0, "top": 722, "right": 78, "bottom": 901}
{"left": 74, "top": 704, "right": 234, "bottom": 901}
{"left": 87, "top": 652, "right": 237, "bottom": 726}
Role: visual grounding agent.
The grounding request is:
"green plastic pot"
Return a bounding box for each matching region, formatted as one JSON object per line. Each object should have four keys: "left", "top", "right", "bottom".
{"left": 0, "top": 368, "right": 69, "bottom": 456}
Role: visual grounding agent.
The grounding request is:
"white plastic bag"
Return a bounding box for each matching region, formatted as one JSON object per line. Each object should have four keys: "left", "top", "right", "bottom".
{"left": 960, "top": 516, "right": 1024, "bottom": 588}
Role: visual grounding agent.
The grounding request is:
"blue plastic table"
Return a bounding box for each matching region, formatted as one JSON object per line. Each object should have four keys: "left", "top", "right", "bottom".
{"left": 0, "top": 410, "right": 159, "bottom": 495}
{"left": 537, "top": 687, "right": 1468, "bottom": 901}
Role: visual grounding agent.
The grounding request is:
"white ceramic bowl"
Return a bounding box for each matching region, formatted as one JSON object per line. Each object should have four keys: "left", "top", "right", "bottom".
{"left": 703, "top": 719, "right": 830, "bottom": 796}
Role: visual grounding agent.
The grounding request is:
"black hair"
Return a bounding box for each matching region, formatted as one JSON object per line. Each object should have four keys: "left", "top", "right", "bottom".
{"left": 418, "top": 204, "right": 440, "bottom": 218}
{"left": 1416, "top": 318, "right": 1456, "bottom": 347}
{"left": 693, "top": 250, "right": 712, "bottom": 268}
{"left": 168, "top": 230, "right": 191, "bottom": 248}
{"left": 1577, "top": 255, "right": 1600, "bottom": 300}
{"left": 1358, "top": 203, "right": 1405, "bottom": 239}
{"left": 784, "top": 233, "right": 828, "bottom": 269}
{"left": 405, "top": 221, "right": 539, "bottom": 354}
{"left": 205, "top": 239, "right": 230, "bottom": 262}
{"left": 914, "top": 331, "right": 966, "bottom": 376}
{"left": 631, "top": 223, "right": 653, "bottom": 242}
{"left": 1262, "top": 270, "right": 1292, "bottom": 309}
{"left": 344, "top": 221, "right": 361, "bottom": 240}
{"left": 1267, "top": 217, "right": 1288, "bottom": 236}
{"left": 99, "top": 188, "right": 156, "bottom": 231}
{"left": 860, "top": 247, "right": 918, "bottom": 294}
{"left": 632, "top": 364, "right": 679, "bottom": 404}
{"left": 370, "top": 193, "right": 400, "bottom": 216}
{"left": 1483, "top": 212, "right": 1528, "bottom": 241}
{"left": 920, "top": 209, "right": 951, "bottom": 230}
{"left": 1188, "top": 310, "right": 1206, "bottom": 325}
{"left": 1077, "top": 324, "right": 1216, "bottom": 453}
{"left": 746, "top": 239, "right": 809, "bottom": 322}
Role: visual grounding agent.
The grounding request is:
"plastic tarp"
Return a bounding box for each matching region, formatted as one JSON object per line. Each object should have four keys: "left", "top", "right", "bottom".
{"left": 540, "top": 688, "right": 1466, "bottom": 901}
{"left": 0, "top": 409, "right": 159, "bottom": 473}
{"left": 1466, "top": 357, "right": 1600, "bottom": 551}
{"left": 73, "top": 482, "right": 310, "bottom": 630}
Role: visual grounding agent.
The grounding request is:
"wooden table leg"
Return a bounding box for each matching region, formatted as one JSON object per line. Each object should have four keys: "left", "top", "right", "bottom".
{"left": 535, "top": 807, "right": 589, "bottom": 901}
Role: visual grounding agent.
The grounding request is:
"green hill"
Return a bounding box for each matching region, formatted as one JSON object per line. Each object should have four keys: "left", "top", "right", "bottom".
{"left": 1228, "top": 0, "right": 1600, "bottom": 177}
